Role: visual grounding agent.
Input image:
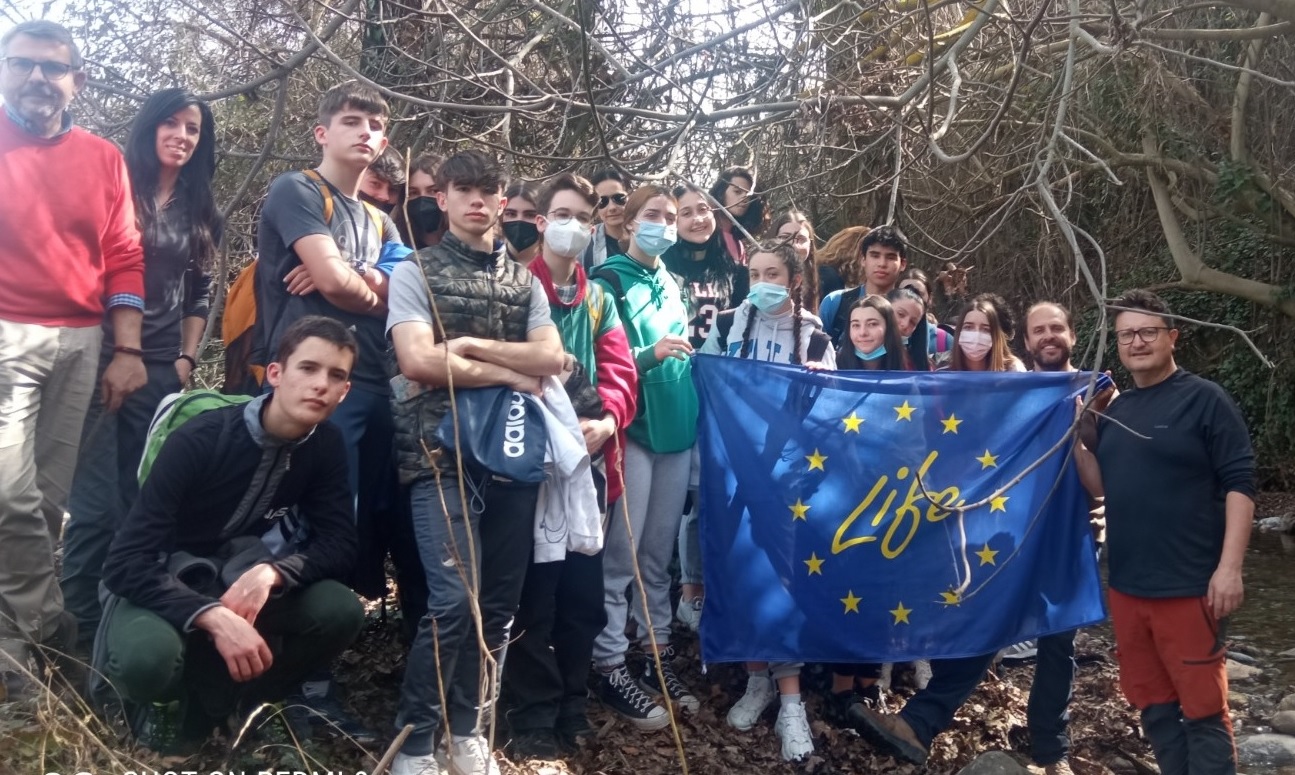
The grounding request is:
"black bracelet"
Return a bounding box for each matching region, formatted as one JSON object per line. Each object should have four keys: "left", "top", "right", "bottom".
{"left": 113, "top": 345, "right": 144, "bottom": 357}
{"left": 177, "top": 353, "right": 198, "bottom": 369}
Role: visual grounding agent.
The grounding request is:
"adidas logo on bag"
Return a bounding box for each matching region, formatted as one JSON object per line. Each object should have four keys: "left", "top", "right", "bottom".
{"left": 504, "top": 391, "right": 527, "bottom": 458}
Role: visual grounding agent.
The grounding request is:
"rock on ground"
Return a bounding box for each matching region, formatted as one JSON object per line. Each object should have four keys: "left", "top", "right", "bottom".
{"left": 1237, "top": 734, "right": 1295, "bottom": 767}
{"left": 1279, "top": 694, "right": 1295, "bottom": 712}
{"left": 955, "top": 751, "right": 1031, "bottom": 775}
{"left": 1227, "top": 659, "right": 1263, "bottom": 682}
{"left": 1271, "top": 710, "right": 1295, "bottom": 736}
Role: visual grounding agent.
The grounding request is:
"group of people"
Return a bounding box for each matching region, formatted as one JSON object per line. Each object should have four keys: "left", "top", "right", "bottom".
{"left": 0, "top": 19, "right": 1256, "bottom": 775}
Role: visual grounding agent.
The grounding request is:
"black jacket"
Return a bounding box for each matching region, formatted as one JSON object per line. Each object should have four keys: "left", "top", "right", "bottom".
{"left": 103, "top": 394, "right": 356, "bottom": 632}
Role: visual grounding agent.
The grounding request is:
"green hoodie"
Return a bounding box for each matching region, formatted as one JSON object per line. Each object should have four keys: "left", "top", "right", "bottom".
{"left": 592, "top": 253, "right": 698, "bottom": 454}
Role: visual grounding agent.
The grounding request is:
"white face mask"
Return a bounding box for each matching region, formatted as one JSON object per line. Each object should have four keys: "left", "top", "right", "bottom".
{"left": 543, "top": 217, "right": 593, "bottom": 258}
{"left": 958, "top": 329, "right": 993, "bottom": 361}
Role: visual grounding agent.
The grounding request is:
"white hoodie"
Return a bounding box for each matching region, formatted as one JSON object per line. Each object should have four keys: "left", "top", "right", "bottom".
{"left": 700, "top": 300, "right": 838, "bottom": 368}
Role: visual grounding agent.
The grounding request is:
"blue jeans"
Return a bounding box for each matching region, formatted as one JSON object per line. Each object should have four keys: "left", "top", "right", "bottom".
{"left": 899, "top": 652, "right": 997, "bottom": 747}
{"left": 61, "top": 356, "right": 179, "bottom": 641}
{"left": 396, "top": 472, "right": 537, "bottom": 754}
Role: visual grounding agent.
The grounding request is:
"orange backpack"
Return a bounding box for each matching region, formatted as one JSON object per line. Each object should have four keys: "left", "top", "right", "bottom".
{"left": 221, "top": 169, "right": 384, "bottom": 394}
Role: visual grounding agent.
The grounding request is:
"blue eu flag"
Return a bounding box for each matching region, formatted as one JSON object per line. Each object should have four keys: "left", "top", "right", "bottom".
{"left": 692, "top": 355, "right": 1106, "bottom": 664}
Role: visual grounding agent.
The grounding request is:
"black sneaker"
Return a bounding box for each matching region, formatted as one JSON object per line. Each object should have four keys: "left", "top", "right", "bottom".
{"left": 506, "top": 728, "right": 562, "bottom": 760}
{"left": 285, "top": 690, "right": 378, "bottom": 745}
{"left": 555, "top": 714, "right": 593, "bottom": 752}
{"left": 639, "top": 647, "right": 700, "bottom": 714}
{"left": 131, "top": 699, "right": 187, "bottom": 754}
{"left": 600, "top": 664, "right": 669, "bottom": 731}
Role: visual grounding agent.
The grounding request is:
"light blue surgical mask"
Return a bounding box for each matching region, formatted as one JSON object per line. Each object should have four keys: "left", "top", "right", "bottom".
{"left": 747, "top": 282, "right": 790, "bottom": 314}
{"left": 633, "top": 222, "right": 677, "bottom": 256}
{"left": 855, "top": 345, "right": 887, "bottom": 361}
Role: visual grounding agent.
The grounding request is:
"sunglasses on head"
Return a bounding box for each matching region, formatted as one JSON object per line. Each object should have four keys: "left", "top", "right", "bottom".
{"left": 597, "top": 193, "right": 628, "bottom": 209}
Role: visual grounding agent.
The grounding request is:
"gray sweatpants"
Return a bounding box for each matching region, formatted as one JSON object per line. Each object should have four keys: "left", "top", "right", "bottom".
{"left": 593, "top": 439, "right": 690, "bottom": 667}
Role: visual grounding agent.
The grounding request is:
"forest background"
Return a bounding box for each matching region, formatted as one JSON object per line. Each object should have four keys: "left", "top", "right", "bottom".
{"left": 5, "top": 0, "right": 1293, "bottom": 485}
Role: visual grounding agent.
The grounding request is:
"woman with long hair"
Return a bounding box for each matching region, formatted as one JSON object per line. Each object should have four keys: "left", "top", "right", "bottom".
{"left": 887, "top": 286, "right": 934, "bottom": 372}
{"left": 590, "top": 185, "right": 703, "bottom": 731}
{"left": 768, "top": 209, "right": 820, "bottom": 314}
{"left": 814, "top": 225, "right": 870, "bottom": 299}
{"left": 397, "top": 151, "right": 446, "bottom": 248}
{"left": 946, "top": 293, "right": 1026, "bottom": 372}
{"left": 709, "top": 166, "right": 766, "bottom": 265}
{"left": 61, "top": 87, "right": 221, "bottom": 642}
{"left": 836, "top": 294, "right": 911, "bottom": 371}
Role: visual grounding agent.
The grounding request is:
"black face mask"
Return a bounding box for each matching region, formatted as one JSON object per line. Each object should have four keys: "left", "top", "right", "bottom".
{"left": 408, "top": 197, "right": 443, "bottom": 235}
{"left": 359, "top": 192, "right": 396, "bottom": 214}
{"left": 503, "top": 220, "right": 540, "bottom": 253}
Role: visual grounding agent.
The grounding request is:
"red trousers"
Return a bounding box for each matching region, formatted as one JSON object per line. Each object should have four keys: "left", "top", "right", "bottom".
{"left": 1108, "top": 588, "right": 1231, "bottom": 725}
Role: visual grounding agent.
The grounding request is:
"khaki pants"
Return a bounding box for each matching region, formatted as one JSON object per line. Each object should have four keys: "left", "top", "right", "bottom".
{"left": 0, "top": 318, "right": 101, "bottom": 666}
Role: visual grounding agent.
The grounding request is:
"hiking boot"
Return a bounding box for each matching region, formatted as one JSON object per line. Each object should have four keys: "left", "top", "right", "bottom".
{"left": 1044, "top": 759, "right": 1075, "bottom": 775}
{"left": 775, "top": 701, "right": 815, "bottom": 762}
{"left": 131, "top": 699, "right": 187, "bottom": 754}
{"left": 447, "top": 735, "right": 500, "bottom": 775}
{"left": 286, "top": 689, "right": 378, "bottom": 744}
{"left": 727, "top": 672, "right": 775, "bottom": 730}
{"left": 854, "top": 706, "right": 929, "bottom": 765}
{"left": 675, "top": 596, "right": 703, "bottom": 632}
{"left": 506, "top": 728, "right": 561, "bottom": 760}
{"left": 640, "top": 646, "right": 700, "bottom": 714}
{"left": 390, "top": 752, "right": 445, "bottom": 775}
{"left": 555, "top": 714, "right": 593, "bottom": 752}
{"left": 600, "top": 664, "right": 669, "bottom": 731}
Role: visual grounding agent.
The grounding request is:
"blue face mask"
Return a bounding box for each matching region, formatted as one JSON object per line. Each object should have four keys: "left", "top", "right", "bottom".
{"left": 854, "top": 345, "right": 887, "bottom": 361}
{"left": 747, "top": 282, "right": 790, "bottom": 314}
{"left": 633, "top": 222, "right": 677, "bottom": 256}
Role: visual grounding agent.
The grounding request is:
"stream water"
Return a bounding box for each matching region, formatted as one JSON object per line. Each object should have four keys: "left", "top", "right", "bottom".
{"left": 1231, "top": 530, "right": 1295, "bottom": 686}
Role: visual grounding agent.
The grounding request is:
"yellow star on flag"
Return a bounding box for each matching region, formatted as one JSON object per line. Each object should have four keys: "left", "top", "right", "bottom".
{"left": 890, "top": 601, "right": 912, "bottom": 624}
{"left": 990, "top": 495, "right": 1009, "bottom": 513}
{"left": 941, "top": 414, "right": 963, "bottom": 434}
{"left": 893, "top": 401, "right": 915, "bottom": 421}
{"left": 976, "top": 449, "right": 999, "bottom": 469}
{"left": 976, "top": 543, "right": 999, "bottom": 566}
{"left": 842, "top": 412, "right": 864, "bottom": 433}
{"left": 789, "top": 499, "right": 810, "bottom": 521}
{"left": 841, "top": 591, "right": 862, "bottom": 614}
{"left": 806, "top": 449, "right": 827, "bottom": 471}
{"left": 940, "top": 589, "right": 962, "bottom": 605}
{"left": 804, "top": 552, "right": 824, "bottom": 575}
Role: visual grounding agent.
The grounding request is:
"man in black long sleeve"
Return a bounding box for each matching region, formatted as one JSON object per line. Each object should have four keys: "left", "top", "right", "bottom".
{"left": 95, "top": 316, "right": 365, "bottom": 752}
{"left": 1075, "top": 289, "right": 1255, "bottom": 775}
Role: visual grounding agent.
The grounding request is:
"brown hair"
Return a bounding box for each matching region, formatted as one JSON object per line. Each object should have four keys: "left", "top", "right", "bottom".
{"left": 950, "top": 293, "right": 1020, "bottom": 372}
{"left": 618, "top": 184, "right": 678, "bottom": 252}
{"left": 816, "top": 226, "right": 871, "bottom": 288}
{"left": 538, "top": 172, "right": 598, "bottom": 214}
{"left": 275, "top": 315, "right": 359, "bottom": 368}
{"left": 740, "top": 241, "right": 807, "bottom": 364}
{"left": 318, "top": 80, "right": 388, "bottom": 127}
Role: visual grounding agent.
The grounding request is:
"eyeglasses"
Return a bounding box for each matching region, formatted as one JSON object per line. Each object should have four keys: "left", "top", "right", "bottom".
{"left": 1114, "top": 326, "right": 1170, "bottom": 345}
{"left": 547, "top": 212, "right": 593, "bottom": 227}
{"left": 3, "top": 56, "right": 75, "bottom": 80}
{"left": 597, "top": 193, "right": 628, "bottom": 209}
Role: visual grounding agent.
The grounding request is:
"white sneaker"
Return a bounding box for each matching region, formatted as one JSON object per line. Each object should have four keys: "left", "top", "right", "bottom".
{"left": 676, "top": 596, "right": 703, "bottom": 632}
{"left": 726, "top": 673, "right": 775, "bottom": 730}
{"left": 775, "top": 701, "right": 814, "bottom": 762}
{"left": 390, "top": 751, "right": 445, "bottom": 775}
{"left": 447, "top": 736, "right": 499, "bottom": 775}
{"left": 1000, "top": 640, "right": 1038, "bottom": 663}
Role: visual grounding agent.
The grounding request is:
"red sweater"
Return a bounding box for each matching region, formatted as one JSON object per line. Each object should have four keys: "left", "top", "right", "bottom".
{"left": 0, "top": 111, "right": 144, "bottom": 327}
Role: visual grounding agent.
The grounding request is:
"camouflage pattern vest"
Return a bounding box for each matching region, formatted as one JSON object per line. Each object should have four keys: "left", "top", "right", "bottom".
{"left": 391, "top": 234, "right": 534, "bottom": 483}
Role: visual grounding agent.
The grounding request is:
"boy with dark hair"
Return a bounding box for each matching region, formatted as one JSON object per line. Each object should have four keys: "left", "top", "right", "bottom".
{"left": 387, "top": 148, "right": 566, "bottom": 775}
{"left": 96, "top": 315, "right": 365, "bottom": 752}
{"left": 360, "top": 145, "right": 407, "bottom": 213}
{"left": 252, "top": 79, "right": 402, "bottom": 740}
{"left": 1075, "top": 289, "right": 1255, "bottom": 775}
{"left": 819, "top": 224, "right": 909, "bottom": 344}
{"left": 503, "top": 172, "right": 638, "bottom": 757}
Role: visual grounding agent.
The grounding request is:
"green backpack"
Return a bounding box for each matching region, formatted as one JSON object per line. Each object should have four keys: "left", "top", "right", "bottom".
{"left": 137, "top": 390, "right": 253, "bottom": 484}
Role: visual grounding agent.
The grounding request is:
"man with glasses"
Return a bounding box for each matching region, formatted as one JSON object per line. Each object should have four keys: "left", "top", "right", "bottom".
{"left": 0, "top": 20, "right": 146, "bottom": 696}
{"left": 1074, "top": 289, "right": 1254, "bottom": 775}
{"left": 503, "top": 172, "right": 638, "bottom": 758}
